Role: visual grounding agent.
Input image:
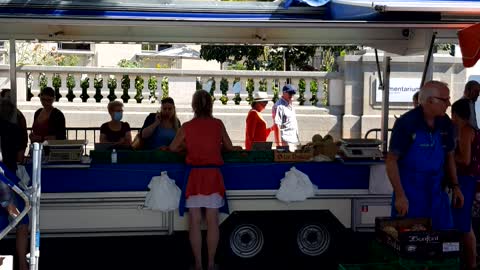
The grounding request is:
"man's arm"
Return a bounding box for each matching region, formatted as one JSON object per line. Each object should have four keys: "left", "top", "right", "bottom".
{"left": 446, "top": 151, "right": 464, "bottom": 208}
{"left": 386, "top": 153, "right": 408, "bottom": 216}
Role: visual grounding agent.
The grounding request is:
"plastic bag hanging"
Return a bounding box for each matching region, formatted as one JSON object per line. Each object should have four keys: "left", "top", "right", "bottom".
{"left": 144, "top": 171, "right": 181, "bottom": 211}
{"left": 276, "top": 166, "right": 317, "bottom": 203}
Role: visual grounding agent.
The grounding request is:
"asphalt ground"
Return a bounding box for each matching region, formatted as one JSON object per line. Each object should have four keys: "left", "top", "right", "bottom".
{"left": 0, "top": 231, "right": 373, "bottom": 270}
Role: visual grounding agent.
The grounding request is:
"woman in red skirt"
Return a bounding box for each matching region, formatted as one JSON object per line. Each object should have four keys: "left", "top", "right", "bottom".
{"left": 170, "top": 90, "right": 235, "bottom": 270}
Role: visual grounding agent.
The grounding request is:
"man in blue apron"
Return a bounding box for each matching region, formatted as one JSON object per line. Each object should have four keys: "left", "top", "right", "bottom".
{"left": 386, "top": 80, "right": 464, "bottom": 230}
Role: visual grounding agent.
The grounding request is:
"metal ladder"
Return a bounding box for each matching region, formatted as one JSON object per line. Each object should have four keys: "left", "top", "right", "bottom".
{"left": 0, "top": 143, "right": 42, "bottom": 270}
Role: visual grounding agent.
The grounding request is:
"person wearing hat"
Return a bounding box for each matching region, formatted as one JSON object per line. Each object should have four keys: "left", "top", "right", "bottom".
{"left": 245, "top": 91, "right": 273, "bottom": 150}
{"left": 272, "top": 84, "right": 300, "bottom": 151}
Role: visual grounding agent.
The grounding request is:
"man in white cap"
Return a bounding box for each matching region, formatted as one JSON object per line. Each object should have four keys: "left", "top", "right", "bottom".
{"left": 272, "top": 84, "right": 299, "bottom": 151}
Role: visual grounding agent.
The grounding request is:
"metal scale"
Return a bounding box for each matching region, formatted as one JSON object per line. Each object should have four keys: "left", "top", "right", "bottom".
{"left": 339, "top": 139, "right": 384, "bottom": 159}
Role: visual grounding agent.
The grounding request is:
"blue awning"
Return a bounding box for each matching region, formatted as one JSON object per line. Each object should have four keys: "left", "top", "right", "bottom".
{"left": 286, "top": 0, "right": 480, "bottom": 21}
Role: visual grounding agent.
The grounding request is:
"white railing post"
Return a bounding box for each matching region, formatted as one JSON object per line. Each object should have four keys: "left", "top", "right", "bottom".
{"left": 128, "top": 74, "right": 136, "bottom": 104}
{"left": 30, "top": 71, "right": 40, "bottom": 102}
{"left": 59, "top": 73, "right": 69, "bottom": 103}
{"left": 100, "top": 73, "right": 109, "bottom": 103}
{"left": 239, "top": 78, "right": 248, "bottom": 105}
{"left": 85, "top": 74, "right": 95, "bottom": 103}
{"left": 304, "top": 78, "right": 312, "bottom": 105}
{"left": 141, "top": 75, "right": 150, "bottom": 104}
{"left": 73, "top": 73, "right": 83, "bottom": 103}
{"left": 214, "top": 77, "right": 221, "bottom": 103}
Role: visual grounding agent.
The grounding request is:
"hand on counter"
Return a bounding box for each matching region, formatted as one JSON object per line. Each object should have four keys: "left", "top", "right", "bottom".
{"left": 158, "top": 146, "right": 169, "bottom": 151}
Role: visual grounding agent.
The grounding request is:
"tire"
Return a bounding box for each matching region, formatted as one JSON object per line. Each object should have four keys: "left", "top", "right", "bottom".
{"left": 228, "top": 223, "right": 265, "bottom": 259}
{"left": 295, "top": 223, "right": 332, "bottom": 257}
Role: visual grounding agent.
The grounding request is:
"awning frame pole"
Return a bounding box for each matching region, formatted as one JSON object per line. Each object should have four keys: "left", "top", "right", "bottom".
{"left": 375, "top": 49, "right": 383, "bottom": 89}
{"left": 420, "top": 32, "right": 436, "bottom": 88}
{"left": 8, "top": 39, "right": 16, "bottom": 108}
{"left": 381, "top": 55, "right": 391, "bottom": 153}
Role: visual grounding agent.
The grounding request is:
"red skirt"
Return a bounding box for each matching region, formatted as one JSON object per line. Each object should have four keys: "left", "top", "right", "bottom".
{"left": 185, "top": 168, "right": 225, "bottom": 199}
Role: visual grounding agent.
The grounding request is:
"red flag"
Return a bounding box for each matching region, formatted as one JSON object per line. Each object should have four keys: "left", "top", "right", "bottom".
{"left": 459, "top": 23, "right": 480, "bottom": 68}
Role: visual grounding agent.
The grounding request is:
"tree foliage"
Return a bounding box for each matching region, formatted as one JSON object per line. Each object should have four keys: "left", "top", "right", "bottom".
{"left": 200, "top": 45, "right": 358, "bottom": 71}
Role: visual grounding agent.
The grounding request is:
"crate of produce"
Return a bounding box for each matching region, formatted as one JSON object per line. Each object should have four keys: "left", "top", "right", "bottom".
{"left": 91, "top": 150, "right": 184, "bottom": 163}
{"left": 338, "top": 263, "right": 408, "bottom": 270}
{"left": 150, "top": 151, "right": 185, "bottom": 163}
{"left": 375, "top": 217, "right": 460, "bottom": 260}
{"left": 223, "top": 150, "right": 274, "bottom": 163}
{"left": 273, "top": 151, "right": 313, "bottom": 162}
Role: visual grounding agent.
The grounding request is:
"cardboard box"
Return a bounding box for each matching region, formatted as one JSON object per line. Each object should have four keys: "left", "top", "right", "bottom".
{"left": 274, "top": 151, "right": 313, "bottom": 162}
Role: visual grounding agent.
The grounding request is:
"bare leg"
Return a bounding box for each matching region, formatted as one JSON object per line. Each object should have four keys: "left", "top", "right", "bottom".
{"left": 464, "top": 226, "right": 477, "bottom": 270}
{"left": 205, "top": 208, "right": 219, "bottom": 270}
{"left": 16, "top": 224, "right": 28, "bottom": 270}
{"left": 189, "top": 208, "right": 203, "bottom": 270}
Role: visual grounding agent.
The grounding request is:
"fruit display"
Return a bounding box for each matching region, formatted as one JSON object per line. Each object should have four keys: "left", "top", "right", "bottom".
{"left": 300, "top": 134, "right": 339, "bottom": 160}
{"left": 382, "top": 223, "right": 428, "bottom": 240}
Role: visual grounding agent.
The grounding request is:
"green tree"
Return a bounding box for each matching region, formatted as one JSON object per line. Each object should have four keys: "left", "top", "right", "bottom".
{"left": 200, "top": 45, "right": 318, "bottom": 71}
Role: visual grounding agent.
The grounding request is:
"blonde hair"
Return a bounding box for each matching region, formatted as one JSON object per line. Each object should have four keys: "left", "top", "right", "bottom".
{"left": 107, "top": 100, "right": 123, "bottom": 112}
{"left": 192, "top": 90, "right": 213, "bottom": 118}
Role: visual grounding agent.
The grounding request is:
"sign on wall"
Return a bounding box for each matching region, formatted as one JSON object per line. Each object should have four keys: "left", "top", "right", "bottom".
{"left": 375, "top": 78, "right": 421, "bottom": 103}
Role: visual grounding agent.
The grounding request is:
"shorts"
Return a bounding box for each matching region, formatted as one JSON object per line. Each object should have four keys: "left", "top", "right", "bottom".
{"left": 0, "top": 193, "right": 29, "bottom": 231}
{"left": 452, "top": 175, "right": 476, "bottom": 232}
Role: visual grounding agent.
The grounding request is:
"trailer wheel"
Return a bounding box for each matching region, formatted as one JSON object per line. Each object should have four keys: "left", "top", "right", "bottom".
{"left": 229, "top": 223, "right": 265, "bottom": 258}
{"left": 296, "top": 223, "right": 331, "bottom": 257}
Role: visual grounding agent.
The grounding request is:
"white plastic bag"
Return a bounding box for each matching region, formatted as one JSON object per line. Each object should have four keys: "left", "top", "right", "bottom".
{"left": 144, "top": 171, "right": 181, "bottom": 211}
{"left": 276, "top": 167, "right": 317, "bottom": 202}
{"left": 368, "top": 164, "right": 393, "bottom": 194}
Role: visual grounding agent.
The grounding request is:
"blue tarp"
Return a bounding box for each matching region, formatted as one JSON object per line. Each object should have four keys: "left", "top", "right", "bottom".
{"left": 33, "top": 162, "right": 370, "bottom": 193}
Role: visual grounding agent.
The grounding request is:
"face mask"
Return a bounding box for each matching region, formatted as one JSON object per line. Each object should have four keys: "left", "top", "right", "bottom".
{"left": 113, "top": 111, "right": 123, "bottom": 121}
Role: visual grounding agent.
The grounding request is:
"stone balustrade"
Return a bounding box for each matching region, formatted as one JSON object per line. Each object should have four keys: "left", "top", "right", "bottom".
{"left": 0, "top": 65, "right": 343, "bottom": 106}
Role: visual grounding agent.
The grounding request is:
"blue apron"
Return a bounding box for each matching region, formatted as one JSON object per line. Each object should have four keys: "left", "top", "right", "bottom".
{"left": 178, "top": 165, "right": 229, "bottom": 217}
{"left": 392, "top": 129, "right": 453, "bottom": 230}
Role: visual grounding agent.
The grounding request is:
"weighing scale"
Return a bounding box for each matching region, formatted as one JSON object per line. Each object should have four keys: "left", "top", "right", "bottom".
{"left": 339, "top": 139, "right": 384, "bottom": 159}
{"left": 43, "top": 140, "right": 86, "bottom": 162}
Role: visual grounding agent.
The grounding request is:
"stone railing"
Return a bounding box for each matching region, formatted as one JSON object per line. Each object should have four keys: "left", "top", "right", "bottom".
{"left": 0, "top": 65, "right": 344, "bottom": 106}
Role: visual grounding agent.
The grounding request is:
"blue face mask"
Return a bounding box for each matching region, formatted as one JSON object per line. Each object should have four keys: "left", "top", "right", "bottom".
{"left": 113, "top": 111, "right": 123, "bottom": 121}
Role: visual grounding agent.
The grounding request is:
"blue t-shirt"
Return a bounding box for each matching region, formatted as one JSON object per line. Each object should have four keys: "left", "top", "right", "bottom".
{"left": 141, "top": 113, "right": 179, "bottom": 149}
{"left": 389, "top": 106, "right": 455, "bottom": 158}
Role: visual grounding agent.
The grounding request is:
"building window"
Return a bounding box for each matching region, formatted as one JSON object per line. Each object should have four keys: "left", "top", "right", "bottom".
{"left": 0, "top": 41, "right": 4, "bottom": 49}
{"left": 142, "top": 44, "right": 172, "bottom": 52}
{"left": 58, "top": 42, "right": 91, "bottom": 51}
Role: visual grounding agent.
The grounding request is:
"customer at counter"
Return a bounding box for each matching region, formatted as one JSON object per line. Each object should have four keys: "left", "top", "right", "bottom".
{"left": 451, "top": 99, "right": 480, "bottom": 270}
{"left": 245, "top": 91, "right": 272, "bottom": 150}
{"left": 386, "top": 80, "right": 464, "bottom": 230}
{"left": 30, "top": 87, "right": 66, "bottom": 143}
{"left": 0, "top": 98, "right": 29, "bottom": 270}
{"left": 1, "top": 89, "right": 28, "bottom": 160}
{"left": 100, "top": 101, "right": 132, "bottom": 146}
{"left": 169, "top": 90, "right": 235, "bottom": 270}
{"left": 272, "top": 84, "right": 299, "bottom": 151}
{"left": 141, "top": 97, "right": 180, "bottom": 150}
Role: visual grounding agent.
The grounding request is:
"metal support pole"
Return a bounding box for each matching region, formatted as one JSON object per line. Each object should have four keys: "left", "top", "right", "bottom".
{"left": 420, "top": 32, "right": 436, "bottom": 88}
{"left": 8, "top": 39, "right": 16, "bottom": 108}
{"left": 381, "top": 56, "right": 391, "bottom": 153}
{"left": 30, "top": 143, "right": 42, "bottom": 270}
